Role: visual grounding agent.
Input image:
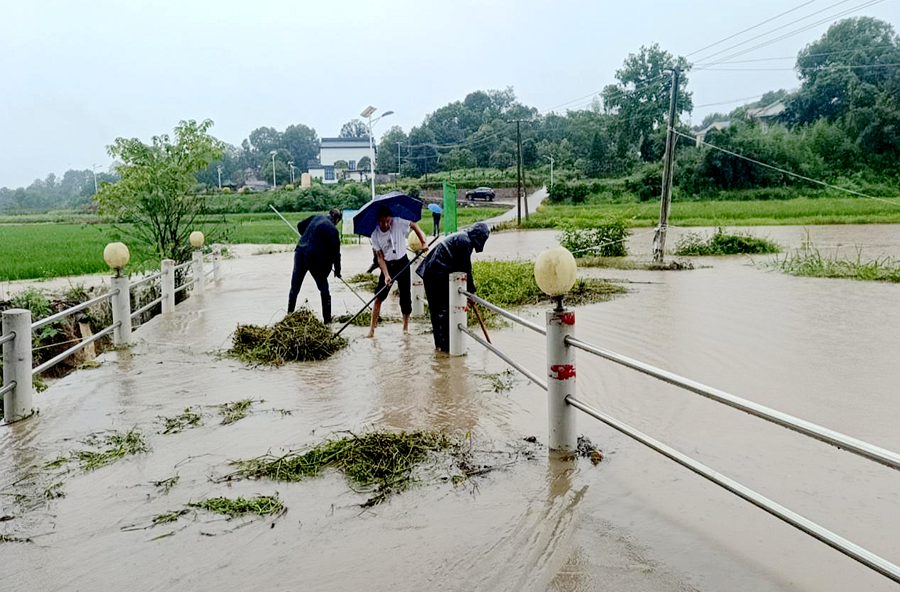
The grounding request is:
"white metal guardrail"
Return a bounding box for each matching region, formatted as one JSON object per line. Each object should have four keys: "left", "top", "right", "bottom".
{"left": 1, "top": 244, "right": 222, "bottom": 425}
{"left": 447, "top": 272, "right": 900, "bottom": 585}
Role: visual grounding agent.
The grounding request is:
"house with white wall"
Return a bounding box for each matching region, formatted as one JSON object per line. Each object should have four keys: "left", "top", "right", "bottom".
{"left": 308, "top": 137, "right": 373, "bottom": 184}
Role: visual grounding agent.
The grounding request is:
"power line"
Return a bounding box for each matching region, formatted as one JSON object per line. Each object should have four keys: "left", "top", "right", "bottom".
{"left": 686, "top": 0, "right": 821, "bottom": 58}
{"left": 691, "top": 0, "right": 859, "bottom": 65}
{"left": 693, "top": 0, "right": 888, "bottom": 69}
{"left": 703, "top": 45, "right": 899, "bottom": 63}
{"left": 672, "top": 128, "right": 900, "bottom": 207}
{"left": 697, "top": 63, "right": 900, "bottom": 71}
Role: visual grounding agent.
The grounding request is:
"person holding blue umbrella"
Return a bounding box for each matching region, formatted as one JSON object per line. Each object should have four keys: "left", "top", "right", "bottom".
{"left": 353, "top": 193, "right": 428, "bottom": 338}
{"left": 428, "top": 202, "right": 443, "bottom": 237}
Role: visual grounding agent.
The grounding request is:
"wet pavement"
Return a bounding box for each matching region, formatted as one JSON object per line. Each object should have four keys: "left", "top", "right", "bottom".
{"left": 2, "top": 225, "right": 900, "bottom": 591}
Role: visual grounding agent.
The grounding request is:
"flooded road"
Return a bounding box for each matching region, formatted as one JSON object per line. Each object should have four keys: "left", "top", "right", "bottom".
{"left": 2, "top": 225, "right": 899, "bottom": 591}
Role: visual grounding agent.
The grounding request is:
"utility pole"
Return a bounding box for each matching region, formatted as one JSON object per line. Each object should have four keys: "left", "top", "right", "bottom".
{"left": 217, "top": 165, "right": 222, "bottom": 190}
{"left": 397, "top": 142, "right": 402, "bottom": 176}
{"left": 653, "top": 69, "right": 679, "bottom": 263}
{"left": 508, "top": 119, "right": 528, "bottom": 224}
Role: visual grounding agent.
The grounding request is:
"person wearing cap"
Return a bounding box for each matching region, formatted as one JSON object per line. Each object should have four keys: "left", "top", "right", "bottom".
{"left": 368, "top": 204, "right": 428, "bottom": 337}
{"left": 287, "top": 208, "right": 342, "bottom": 323}
{"left": 416, "top": 222, "right": 490, "bottom": 352}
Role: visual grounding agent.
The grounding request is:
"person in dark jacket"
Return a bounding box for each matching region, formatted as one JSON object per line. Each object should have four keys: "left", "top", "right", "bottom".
{"left": 416, "top": 222, "right": 490, "bottom": 352}
{"left": 287, "top": 209, "right": 342, "bottom": 322}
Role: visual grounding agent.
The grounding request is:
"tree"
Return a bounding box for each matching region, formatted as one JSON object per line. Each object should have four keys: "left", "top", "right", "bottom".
{"left": 601, "top": 44, "right": 692, "bottom": 155}
{"left": 376, "top": 126, "right": 407, "bottom": 174}
{"left": 282, "top": 124, "right": 319, "bottom": 171}
{"left": 444, "top": 148, "right": 476, "bottom": 170}
{"left": 340, "top": 119, "right": 369, "bottom": 139}
{"left": 357, "top": 156, "right": 371, "bottom": 172}
{"left": 95, "top": 119, "right": 224, "bottom": 262}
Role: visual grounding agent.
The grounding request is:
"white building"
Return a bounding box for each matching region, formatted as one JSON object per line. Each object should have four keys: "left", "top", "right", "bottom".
{"left": 308, "top": 137, "right": 373, "bottom": 184}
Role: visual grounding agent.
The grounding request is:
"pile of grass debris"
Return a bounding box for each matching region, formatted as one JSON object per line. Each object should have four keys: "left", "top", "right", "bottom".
{"left": 347, "top": 272, "right": 379, "bottom": 292}
{"left": 229, "top": 308, "right": 347, "bottom": 365}
{"left": 228, "top": 431, "right": 457, "bottom": 506}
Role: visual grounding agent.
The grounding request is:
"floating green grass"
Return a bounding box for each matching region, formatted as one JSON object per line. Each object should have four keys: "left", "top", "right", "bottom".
{"left": 74, "top": 428, "right": 148, "bottom": 471}
{"left": 347, "top": 272, "right": 379, "bottom": 292}
{"left": 151, "top": 508, "right": 191, "bottom": 525}
{"left": 228, "top": 309, "right": 347, "bottom": 365}
{"left": 229, "top": 431, "right": 456, "bottom": 506}
{"left": 188, "top": 495, "right": 284, "bottom": 518}
{"left": 159, "top": 408, "right": 203, "bottom": 434}
{"left": 215, "top": 399, "right": 259, "bottom": 425}
{"left": 577, "top": 256, "right": 694, "bottom": 270}
{"left": 674, "top": 227, "right": 780, "bottom": 256}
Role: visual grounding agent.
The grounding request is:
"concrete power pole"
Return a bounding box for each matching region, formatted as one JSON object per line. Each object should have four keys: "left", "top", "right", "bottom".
{"left": 653, "top": 69, "right": 680, "bottom": 263}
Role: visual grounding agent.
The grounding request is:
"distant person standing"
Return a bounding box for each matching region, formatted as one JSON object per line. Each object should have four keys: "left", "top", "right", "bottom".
{"left": 416, "top": 222, "right": 490, "bottom": 352}
{"left": 368, "top": 205, "right": 428, "bottom": 337}
{"left": 428, "top": 202, "right": 443, "bottom": 237}
{"left": 287, "top": 209, "right": 342, "bottom": 323}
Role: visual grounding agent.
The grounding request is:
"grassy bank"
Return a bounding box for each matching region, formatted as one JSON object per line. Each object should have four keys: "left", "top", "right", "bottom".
{"left": 522, "top": 197, "right": 900, "bottom": 229}
{"left": 772, "top": 243, "right": 900, "bottom": 282}
{"left": 0, "top": 207, "right": 506, "bottom": 281}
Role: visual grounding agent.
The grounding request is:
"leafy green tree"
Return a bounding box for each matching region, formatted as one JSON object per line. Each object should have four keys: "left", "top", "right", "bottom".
{"left": 340, "top": 119, "right": 369, "bottom": 138}
{"left": 444, "top": 147, "right": 476, "bottom": 170}
{"left": 376, "top": 126, "right": 407, "bottom": 174}
{"left": 95, "top": 119, "right": 224, "bottom": 262}
{"left": 357, "top": 156, "right": 371, "bottom": 171}
{"left": 282, "top": 124, "right": 319, "bottom": 171}
{"left": 601, "top": 44, "right": 692, "bottom": 156}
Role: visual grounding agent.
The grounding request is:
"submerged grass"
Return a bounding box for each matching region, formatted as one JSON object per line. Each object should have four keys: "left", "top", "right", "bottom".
{"left": 159, "top": 408, "right": 203, "bottom": 434}
{"left": 771, "top": 240, "right": 900, "bottom": 282}
{"left": 471, "top": 260, "right": 626, "bottom": 326}
{"left": 216, "top": 399, "right": 259, "bottom": 425}
{"left": 188, "top": 495, "right": 284, "bottom": 518}
{"left": 74, "top": 428, "right": 148, "bottom": 471}
{"left": 674, "top": 227, "right": 780, "bottom": 256}
{"left": 228, "top": 308, "right": 347, "bottom": 365}
{"left": 229, "top": 431, "right": 456, "bottom": 506}
{"left": 577, "top": 256, "right": 694, "bottom": 270}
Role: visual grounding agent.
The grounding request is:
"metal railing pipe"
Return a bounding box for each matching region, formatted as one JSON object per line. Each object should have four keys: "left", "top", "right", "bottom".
{"left": 565, "top": 395, "right": 900, "bottom": 585}
{"left": 32, "top": 323, "right": 118, "bottom": 376}
{"left": 31, "top": 291, "right": 116, "bottom": 332}
{"left": 459, "top": 324, "right": 547, "bottom": 390}
{"left": 0, "top": 332, "right": 14, "bottom": 347}
{"left": 131, "top": 296, "right": 164, "bottom": 320}
{"left": 173, "top": 261, "right": 192, "bottom": 272}
{"left": 460, "top": 289, "right": 546, "bottom": 335}
{"left": 0, "top": 381, "right": 16, "bottom": 398}
{"left": 129, "top": 270, "right": 163, "bottom": 289}
{"left": 565, "top": 336, "right": 900, "bottom": 472}
{"left": 173, "top": 278, "right": 194, "bottom": 295}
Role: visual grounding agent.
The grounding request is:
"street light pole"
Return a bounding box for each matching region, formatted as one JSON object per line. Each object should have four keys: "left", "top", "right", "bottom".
{"left": 360, "top": 106, "right": 393, "bottom": 201}
{"left": 288, "top": 161, "right": 295, "bottom": 185}
{"left": 217, "top": 165, "right": 222, "bottom": 190}
{"left": 397, "top": 142, "right": 402, "bottom": 176}
{"left": 91, "top": 164, "right": 98, "bottom": 193}
{"left": 270, "top": 150, "right": 278, "bottom": 189}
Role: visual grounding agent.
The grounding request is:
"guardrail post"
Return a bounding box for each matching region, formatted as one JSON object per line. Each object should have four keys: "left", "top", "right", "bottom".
{"left": 213, "top": 245, "right": 222, "bottom": 283}
{"left": 161, "top": 259, "right": 175, "bottom": 313}
{"left": 2, "top": 309, "right": 34, "bottom": 423}
{"left": 411, "top": 260, "right": 425, "bottom": 317}
{"left": 547, "top": 307, "right": 576, "bottom": 452}
{"left": 110, "top": 275, "right": 132, "bottom": 346}
{"left": 449, "top": 272, "right": 467, "bottom": 356}
{"left": 192, "top": 250, "right": 205, "bottom": 295}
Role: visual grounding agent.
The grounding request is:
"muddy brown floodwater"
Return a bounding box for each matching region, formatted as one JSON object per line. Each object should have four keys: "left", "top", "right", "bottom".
{"left": 2, "top": 225, "right": 899, "bottom": 592}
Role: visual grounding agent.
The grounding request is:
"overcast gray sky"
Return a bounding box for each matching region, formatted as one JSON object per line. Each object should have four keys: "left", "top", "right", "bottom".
{"left": 2, "top": 0, "right": 896, "bottom": 188}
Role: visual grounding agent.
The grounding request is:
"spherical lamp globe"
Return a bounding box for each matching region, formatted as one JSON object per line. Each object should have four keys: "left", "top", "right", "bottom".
{"left": 103, "top": 242, "right": 130, "bottom": 271}
{"left": 534, "top": 246, "right": 577, "bottom": 296}
{"left": 189, "top": 231, "right": 205, "bottom": 249}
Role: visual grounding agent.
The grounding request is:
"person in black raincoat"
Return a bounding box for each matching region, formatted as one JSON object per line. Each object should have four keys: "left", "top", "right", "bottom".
{"left": 287, "top": 209, "right": 342, "bottom": 323}
{"left": 416, "top": 222, "right": 490, "bottom": 352}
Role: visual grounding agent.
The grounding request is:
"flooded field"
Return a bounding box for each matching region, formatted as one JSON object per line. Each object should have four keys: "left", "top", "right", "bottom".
{"left": 2, "top": 225, "right": 899, "bottom": 591}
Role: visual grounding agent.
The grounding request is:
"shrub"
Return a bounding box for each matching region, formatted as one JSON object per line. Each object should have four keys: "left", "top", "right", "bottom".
{"left": 559, "top": 218, "right": 630, "bottom": 257}
{"left": 221, "top": 187, "right": 232, "bottom": 194}
{"left": 674, "top": 227, "right": 780, "bottom": 256}
{"left": 284, "top": 184, "right": 295, "bottom": 191}
{"left": 625, "top": 164, "right": 663, "bottom": 202}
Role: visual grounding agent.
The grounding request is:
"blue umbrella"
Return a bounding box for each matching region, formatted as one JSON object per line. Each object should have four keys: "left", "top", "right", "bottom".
{"left": 352, "top": 191, "right": 423, "bottom": 237}
{"left": 427, "top": 203, "right": 443, "bottom": 214}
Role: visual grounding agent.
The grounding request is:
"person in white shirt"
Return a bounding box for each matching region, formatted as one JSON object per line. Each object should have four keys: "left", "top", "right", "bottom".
{"left": 368, "top": 205, "right": 428, "bottom": 337}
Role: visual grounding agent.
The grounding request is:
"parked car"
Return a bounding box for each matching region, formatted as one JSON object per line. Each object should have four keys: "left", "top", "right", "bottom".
{"left": 465, "top": 187, "right": 495, "bottom": 201}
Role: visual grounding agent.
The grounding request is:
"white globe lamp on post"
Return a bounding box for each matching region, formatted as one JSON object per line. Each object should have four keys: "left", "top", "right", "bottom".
{"left": 535, "top": 245, "right": 578, "bottom": 454}
{"left": 190, "top": 231, "right": 205, "bottom": 250}
{"left": 534, "top": 246, "right": 577, "bottom": 309}
{"left": 103, "top": 242, "right": 132, "bottom": 345}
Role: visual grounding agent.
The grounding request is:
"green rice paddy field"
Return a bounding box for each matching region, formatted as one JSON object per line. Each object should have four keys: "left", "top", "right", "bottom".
{"left": 0, "top": 208, "right": 507, "bottom": 281}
